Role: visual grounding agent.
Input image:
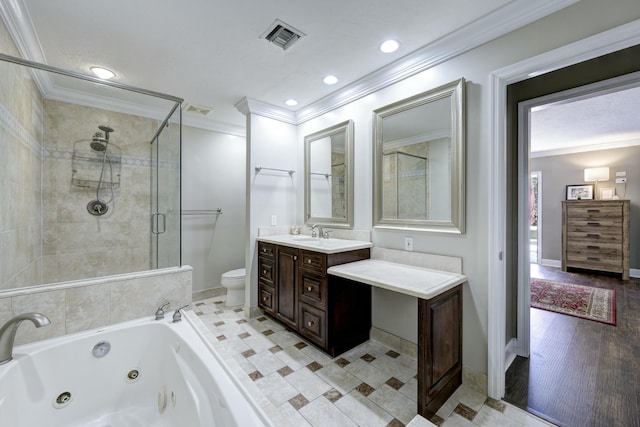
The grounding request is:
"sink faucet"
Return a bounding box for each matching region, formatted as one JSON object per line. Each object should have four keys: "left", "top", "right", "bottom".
{"left": 0, "top": 312, "right": 51, "bottom": 365}
{"left": 310, "top": 224, "right": 323, "bottom": 238}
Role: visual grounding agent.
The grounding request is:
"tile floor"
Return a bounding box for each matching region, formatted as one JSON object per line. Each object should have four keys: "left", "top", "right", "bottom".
{"left": 191, "top": 296, "right": 555, "bottom": 427}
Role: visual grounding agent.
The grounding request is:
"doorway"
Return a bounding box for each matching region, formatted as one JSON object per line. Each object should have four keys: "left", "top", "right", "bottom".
{"left": 529, "top": 171, "right": 541, "bottom": 264}
{"left": 487, "top": 22, "right": 640, "bottom": 404}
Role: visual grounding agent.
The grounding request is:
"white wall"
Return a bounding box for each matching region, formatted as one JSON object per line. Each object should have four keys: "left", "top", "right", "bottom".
{"left": 245, "top": 114, "right": 298, "bottom": 309}
{"left": 181, "top": 126, "right": 246, "bottom": 294}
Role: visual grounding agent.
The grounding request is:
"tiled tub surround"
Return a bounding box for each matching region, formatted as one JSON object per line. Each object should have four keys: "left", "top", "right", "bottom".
{"left": 0, "top": 266, "right": 192, "bottom": 346}
{"left": 192, "top": 296, "right": 554, "bottom": 427}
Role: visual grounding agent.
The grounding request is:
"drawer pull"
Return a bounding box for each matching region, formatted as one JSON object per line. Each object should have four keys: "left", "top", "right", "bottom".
{"left": 587, "top": 209, "right": 600, "bottom": 213}
{"left": 586, "top": 233, "right": 600, "bottom": 238}
{"left": 587, "top": 257, "right": 600, "bottom": 261}
{"left": 587, "top": 245, "right": 600, "bottom": 250}
{"left": 587, "top": 222, "right": 600, "bottom": 226}
{"left": 307, "top": 320, "right": 315, "bottom": 327}
{"left": 307, "top": 286, "right": 312, "bottom": 291}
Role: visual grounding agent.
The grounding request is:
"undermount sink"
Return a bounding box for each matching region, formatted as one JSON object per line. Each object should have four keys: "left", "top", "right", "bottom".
{"left": 292, "top": 237, "right": 319, "bottom": 242}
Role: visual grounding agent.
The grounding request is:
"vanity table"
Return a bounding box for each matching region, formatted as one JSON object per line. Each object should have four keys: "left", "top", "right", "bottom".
{"left": 328, "top": 260, "right": 466, "bottom": 419}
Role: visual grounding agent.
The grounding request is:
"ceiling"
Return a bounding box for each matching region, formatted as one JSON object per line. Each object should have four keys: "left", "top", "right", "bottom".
{"left": 10, "top": 0, "right": 638, "bottom": 151}
{"left": 1, "top": 0, "right": 582, "bottom": 134}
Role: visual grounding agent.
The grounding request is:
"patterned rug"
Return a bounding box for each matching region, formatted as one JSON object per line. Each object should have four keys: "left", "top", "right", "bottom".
{"left": 530, "top": 278, "right": 616, "bottom": 325}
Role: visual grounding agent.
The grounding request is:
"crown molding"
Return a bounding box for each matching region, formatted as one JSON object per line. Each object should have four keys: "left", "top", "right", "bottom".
{"left": 234, "top": 97, "right": 296, "bottom": 125}
{"left": 295, "top": 0, "right": 580, "bottom": 124}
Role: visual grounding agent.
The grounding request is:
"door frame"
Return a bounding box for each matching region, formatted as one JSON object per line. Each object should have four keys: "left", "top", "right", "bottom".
{"left": 487, "top": 19, "right": 640, "bottom": 399}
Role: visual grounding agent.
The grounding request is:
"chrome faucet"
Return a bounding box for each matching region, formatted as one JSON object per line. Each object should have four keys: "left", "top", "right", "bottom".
{"left": 310, "top": 224, "right": 324, "bottom": 238}
{"left": 0, "top": 312, "right": 51, "bottom": 365}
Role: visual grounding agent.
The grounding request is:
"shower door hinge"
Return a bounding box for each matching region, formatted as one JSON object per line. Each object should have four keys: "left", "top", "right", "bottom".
{"left": 151, "top": 213, "right": 166, "bottom": 234}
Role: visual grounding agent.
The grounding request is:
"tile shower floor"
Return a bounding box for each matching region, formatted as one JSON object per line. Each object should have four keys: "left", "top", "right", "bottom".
{"left": 192, "top": 296, "right": 554, "bottom": 427}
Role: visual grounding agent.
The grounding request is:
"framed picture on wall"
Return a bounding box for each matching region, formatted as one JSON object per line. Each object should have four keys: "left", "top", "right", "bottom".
{"left": 566, "top": 184, "right": 594, "bottom": 200}
{"left": 600, "top": 188, "right": 615, "bottom": 200}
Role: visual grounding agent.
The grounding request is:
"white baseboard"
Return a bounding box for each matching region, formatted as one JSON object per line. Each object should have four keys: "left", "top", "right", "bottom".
{"left": 630, "top": 269, "right": 640, "bottom": 278}
{"left": 540, "top": 259, "right": 561, "bottom": 268}
{"left": 505, "top": 337, "right": 518, "bottom": 372}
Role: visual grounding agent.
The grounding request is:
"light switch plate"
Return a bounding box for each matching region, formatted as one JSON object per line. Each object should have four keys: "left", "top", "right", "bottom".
{"left": 404, "top": 237, "right": 413, "bottom": 252}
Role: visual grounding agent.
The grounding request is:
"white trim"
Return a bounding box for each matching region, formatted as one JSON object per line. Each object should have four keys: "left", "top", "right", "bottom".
{"left": 541, "top": 259, "right": 562, "bottom": 268}
{"left": 505, "top": 338, "right": 519, "bottom": 372}
{"left": 631, "top": 269, "right": 640, "bottom": 279}
{"left": 488, "top": 19, "right": 640, "bottom": 400}
{"left": 531, "top": 171, "right": 543, "bottom": 265}
{"left": 517, "top": 102, "right": 531, "bottom": 359}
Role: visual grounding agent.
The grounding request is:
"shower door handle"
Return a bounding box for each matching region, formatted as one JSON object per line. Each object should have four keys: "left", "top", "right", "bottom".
{"left": 152, "top": 213, "right": 166, "bottom": 234}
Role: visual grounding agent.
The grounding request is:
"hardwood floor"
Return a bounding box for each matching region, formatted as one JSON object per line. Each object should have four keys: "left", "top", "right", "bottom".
{"left": 504, "top": 265, "right": 640, "bottom": 427}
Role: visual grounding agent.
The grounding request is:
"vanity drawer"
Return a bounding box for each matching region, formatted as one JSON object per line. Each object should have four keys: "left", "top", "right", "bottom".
{"left": 299, "top": 271, "right": 326, "bottom": 309}
{"left": 258, "top": 283, "right": 275, "bottom": 314}
{"left": 298, "top": 302, "right": 326, "bottom": 347}
{"left": 258, "top": 259, "right": 274, "bottom": 283}
{"left": 300, "top": 250, "right": 326, "bottom": 273}
{"left": 258, "top": 242, "right": 275, "bottom": 259}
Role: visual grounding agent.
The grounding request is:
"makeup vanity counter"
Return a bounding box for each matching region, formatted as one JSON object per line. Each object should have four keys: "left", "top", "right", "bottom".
{"left": 328, "top": 258, "right": 466, "bottom": 419}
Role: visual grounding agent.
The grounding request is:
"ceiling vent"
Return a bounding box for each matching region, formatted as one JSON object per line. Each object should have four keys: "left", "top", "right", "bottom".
{"left": 261, "top": 19, "right": 306, "bottom": 51}
{"left": 183, "top": 103, "right": 214, "bottom": 116}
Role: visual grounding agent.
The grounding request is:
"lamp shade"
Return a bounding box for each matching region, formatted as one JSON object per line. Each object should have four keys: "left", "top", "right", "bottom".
{"left": 584, "top": 167, "right": 609, "bottom": 182}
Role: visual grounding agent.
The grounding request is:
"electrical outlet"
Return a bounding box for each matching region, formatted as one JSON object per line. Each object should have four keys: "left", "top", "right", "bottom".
{"left": 616, "top": 177, "right": 627, "bottom": 184}
{"left": 271, "top": 215, "right": 277, "bottom": 226}
{"left": 404, "top": 237, "right": 413, "bottom": 252}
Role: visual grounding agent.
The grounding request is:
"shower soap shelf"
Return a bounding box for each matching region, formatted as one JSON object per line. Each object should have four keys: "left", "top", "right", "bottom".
{"left": 71, "top": 140, "right": 122, "bottom": 190}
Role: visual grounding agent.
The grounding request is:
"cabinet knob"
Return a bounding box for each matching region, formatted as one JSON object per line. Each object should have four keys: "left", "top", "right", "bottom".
{"left": 294, "top": 256, "right": 298, "bottom": 261}
{"left": 307, "top": 286, "right": 312, "bottom": 291}
{"left": 263, "top": 270, "right": 267, "bottom": 275}
{"left": 308, "top": 320, "right": 315, "bottom": 326}
{"left": 263, "top": 296, "right": 268, "bottom": 301}
{"left": 307, "top": 259, "right": 312, "bottom": 264}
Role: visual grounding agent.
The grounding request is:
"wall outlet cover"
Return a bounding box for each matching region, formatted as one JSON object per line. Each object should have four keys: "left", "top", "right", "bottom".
{"left": 616, "top": 177, "right": 627, "bottom": 183}
{"left": 404, "top": 237, "right": 413, "bottom": 252}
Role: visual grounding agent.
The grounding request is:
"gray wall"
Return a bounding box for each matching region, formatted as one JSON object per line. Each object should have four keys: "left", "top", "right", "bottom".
{"left": 531, "top": 144, "right": 640, "bottom": 269}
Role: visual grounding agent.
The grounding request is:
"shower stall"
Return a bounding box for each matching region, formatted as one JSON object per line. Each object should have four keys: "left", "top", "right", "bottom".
{"left": 0, "top": 53, "right": 182, "bottom": 291}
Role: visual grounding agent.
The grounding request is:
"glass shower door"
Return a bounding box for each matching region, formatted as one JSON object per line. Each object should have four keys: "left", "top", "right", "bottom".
{"left": 151, "top": 108, "right": 181, "bottom": 270}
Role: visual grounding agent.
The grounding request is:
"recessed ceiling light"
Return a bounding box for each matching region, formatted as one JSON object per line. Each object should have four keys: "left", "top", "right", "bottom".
{"left": 379, "top": 40, "right": 399, "bottom": 53}
{"left": 323, "top": 75, "right": 338, "bottom": 85}
{"left": 90, "top": 66, "right": 115, "bottom": 79}
{"left": 285, "top": 99, "right": 298, "bottom": 106}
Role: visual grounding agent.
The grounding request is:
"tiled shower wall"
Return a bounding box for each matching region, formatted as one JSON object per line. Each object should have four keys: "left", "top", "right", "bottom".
{"left": 41, "top": 99, "right": 160, "bottom": 284}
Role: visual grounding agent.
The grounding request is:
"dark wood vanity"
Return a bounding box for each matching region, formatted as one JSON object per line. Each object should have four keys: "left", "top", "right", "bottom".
{"left": 257, "top": 241, "right": 371, "bottom": 356}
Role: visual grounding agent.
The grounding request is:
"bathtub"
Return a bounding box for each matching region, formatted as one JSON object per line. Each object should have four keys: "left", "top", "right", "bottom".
{"left": 0, "top": 313, "right": 271, "bottom": 427}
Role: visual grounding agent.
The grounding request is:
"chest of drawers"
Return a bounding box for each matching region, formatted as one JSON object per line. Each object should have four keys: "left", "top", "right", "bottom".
{"left": 561, "top": 200, "right": 630, "bottom": 280}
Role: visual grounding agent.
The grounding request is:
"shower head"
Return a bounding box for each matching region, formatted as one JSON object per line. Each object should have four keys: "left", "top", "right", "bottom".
{"left": 90, "top": 132, "right": 107, "bottom": 152}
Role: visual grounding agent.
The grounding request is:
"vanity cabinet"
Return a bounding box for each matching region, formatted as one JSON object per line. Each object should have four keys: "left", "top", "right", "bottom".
{"left": 562, "top": 200, "right": 630, "bottom": 280}
{"left": 257, "top": 241, "right": 370, "bottom": 356}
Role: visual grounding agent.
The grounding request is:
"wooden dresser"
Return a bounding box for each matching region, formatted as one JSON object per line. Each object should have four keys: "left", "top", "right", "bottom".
{"left": 561, "top": 200, "right": 630, "bottom": 280}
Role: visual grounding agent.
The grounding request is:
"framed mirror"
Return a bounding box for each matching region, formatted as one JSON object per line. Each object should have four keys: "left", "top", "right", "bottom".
{"left": 304, "top": 120, "right": 354, "bottom": 228}
{"left": 373, "top": 78, "right": 465, "bottom": 234}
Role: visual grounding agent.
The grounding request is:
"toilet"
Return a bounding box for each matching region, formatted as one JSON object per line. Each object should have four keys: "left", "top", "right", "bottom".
{"left": 221, "top": 268, "right": 245, "bottom": 306}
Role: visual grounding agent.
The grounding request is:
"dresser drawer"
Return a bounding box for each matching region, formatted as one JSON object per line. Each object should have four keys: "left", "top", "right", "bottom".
{"left": 299, "top": 271, "right": 326, "bottom": 309}
{"left": 566, "top": 230, "right": 622, "bottom": 243}
{"left": 258, "top": 242, "right": 275, "bottom": 259}
{"left": 300, "top": 250, "right": 326, "bottom": 272}
{"left": 567, "top": 218, "right": 622, "bottom": 229}
{"left": 566, "top": 241, "right": 621, "bottom": 256}
{"left": 566, "top": 204, "right": 622, "bottom": 219}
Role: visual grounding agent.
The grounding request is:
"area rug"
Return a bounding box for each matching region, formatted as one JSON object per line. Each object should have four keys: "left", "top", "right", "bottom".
{"left": 530, "top": 278, "right": 616, "bottom": 325}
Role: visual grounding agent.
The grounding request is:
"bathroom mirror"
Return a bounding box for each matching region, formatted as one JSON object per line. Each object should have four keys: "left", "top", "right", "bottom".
{"left": 304, "top": 120, "right": 354, "bottom": 228}
{"left": 373, "top": 78, "right": 465, "bottom": 234}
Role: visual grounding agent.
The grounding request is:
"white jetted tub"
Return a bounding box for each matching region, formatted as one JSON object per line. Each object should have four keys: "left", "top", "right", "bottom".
{"left": 0, "top": 312, "right": 271, "bottom": 427}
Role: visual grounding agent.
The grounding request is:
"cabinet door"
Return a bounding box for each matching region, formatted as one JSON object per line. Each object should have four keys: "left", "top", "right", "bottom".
{"left": 418, "top": 285, "right": 462, "bottom": 418}
{"left": 276, "top": 246, "right": 298, "bottom": 329}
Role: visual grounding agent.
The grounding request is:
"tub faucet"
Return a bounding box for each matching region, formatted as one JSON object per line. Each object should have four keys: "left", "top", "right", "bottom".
{"left": 0, "top": 312, "right": 51, "bottom": 365}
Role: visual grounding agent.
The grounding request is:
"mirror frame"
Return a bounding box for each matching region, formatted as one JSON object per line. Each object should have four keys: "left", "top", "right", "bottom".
{"left": 373, "top": 78, "right": 466, "bottom": 234}
{"left": 304, "top": 120, "right": 354, "bottom": 228}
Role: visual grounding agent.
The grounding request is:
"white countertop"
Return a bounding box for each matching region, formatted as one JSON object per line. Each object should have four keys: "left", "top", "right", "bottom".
{"left": 257, "top": 235, "right": 373, "bottom": 254}
{"left": 327, "top": 259, "right": 466, "bottom": 299}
